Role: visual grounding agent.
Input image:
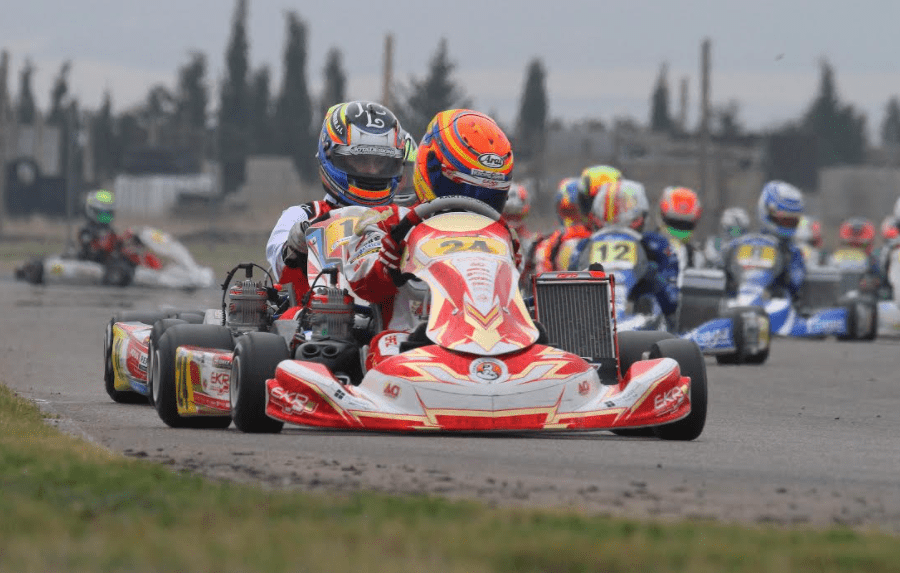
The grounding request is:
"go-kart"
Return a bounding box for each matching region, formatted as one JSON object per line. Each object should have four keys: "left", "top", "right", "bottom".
{"left": 16, "top": 226, "right": 214, "bottom": 289}
{"left": 232, "top": 196, "right": 707, "bottom": 439}
{"left": 573, "top": 226, "right": 770, "bottom": 364}
{"left": 724, "top": 233, "right": 876, "bottom": 341}
{"left": 126, "top": 206, "right": 376, "bottom": 429}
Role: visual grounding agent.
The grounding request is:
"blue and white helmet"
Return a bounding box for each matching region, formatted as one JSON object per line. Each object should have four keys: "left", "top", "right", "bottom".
{"left": 758, "top": 181, "right": 804, "bottom": 239}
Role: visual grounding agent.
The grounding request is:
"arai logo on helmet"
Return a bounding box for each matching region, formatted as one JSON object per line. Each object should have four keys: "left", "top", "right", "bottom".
{"left": 478, "top": 153, "right": 504, "bottom": 169}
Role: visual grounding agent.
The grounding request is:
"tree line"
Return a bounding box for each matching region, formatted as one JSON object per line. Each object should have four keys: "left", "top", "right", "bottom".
{"left": 9, "top": 0, "right": 548, "bottom": 195}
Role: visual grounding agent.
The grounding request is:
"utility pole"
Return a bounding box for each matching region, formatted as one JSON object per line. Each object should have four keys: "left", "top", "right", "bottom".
{"left": 382, "top": 34, "right": 394, "bottom": 110}
{"left": 64, "top": 104, "right": 79, "bottom": 249}
{"left": 0, "top": 50, "right": 9, "bottom": 236}
{"left": 699, "top": 38, "right": 711, "bottom": 225}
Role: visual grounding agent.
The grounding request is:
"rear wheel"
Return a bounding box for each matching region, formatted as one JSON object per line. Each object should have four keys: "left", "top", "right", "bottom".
{"left": 231, "top": 333, "right": 289, "bottom": 434}
{"left": 649, "top": 339, "right": 707, "bottom": 441}
{"left": 613, "top": 331, "right": 675, "bottom": 436}
{"left": 104, "top": 311, "right": 171, "bottom": 404}
{"left": 838, "top": 297, "right": 877, "bottom": 341}
{"left": 154, "top": 324, "right": 235, "bottom": 429}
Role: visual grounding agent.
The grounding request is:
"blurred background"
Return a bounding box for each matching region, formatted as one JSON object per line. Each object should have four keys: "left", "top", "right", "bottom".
{"left": 1, "top": 0, "right": 899, "bottom": 246}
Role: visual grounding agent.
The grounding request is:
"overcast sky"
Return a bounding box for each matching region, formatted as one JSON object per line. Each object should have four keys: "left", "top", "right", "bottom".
{"left": 3, "top": 0, "right": 899, "bottom": 138}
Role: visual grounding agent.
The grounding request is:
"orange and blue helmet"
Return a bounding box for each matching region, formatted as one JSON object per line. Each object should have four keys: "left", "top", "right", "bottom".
{"left": 555, "top": 177, "right": 582, "bottom": 226}
{"left": 413, "top": 109, "right": 514, "bottom": 213}
{"left": 317, "top": 101, "right": 406, "bottom": 206}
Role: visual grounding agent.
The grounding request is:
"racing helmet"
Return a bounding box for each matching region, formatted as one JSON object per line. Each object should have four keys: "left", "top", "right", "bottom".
{"left": 619, "top": 179, "right": 649, "bottom": 232}
{"left": 590, "top": 180, "right": 641, "bottom": 230}
{"left": 578, "top": 165, "right": 622, "bottom": 220}
{"left": 720, "top": 207, "right": 750, "bottom": 238}
{"left": 881, "top": 215, "right": 899, "bottom": 242}
{"left": 838, "top": 217, "right": 876, "bottom": 253}
{"left": 503, "top": 182, "right": 530, "bottom": 224}
{"left": 554, "top": 177, "right": 582, "bottom": 227}
{"left": 659, "top": 186, "right": 702, "bottom": 242}
{"left": 317, "top": 101, "right": 406, "bottom": 207}
{"left": 794, "top": 216, "right": 823, "bottom": 248}
{"left": 413, "top": 109, "right": 513, "bottom": 213}
{"left": 84, "top": 189, "right": 116, "bottom": 225}
{"left": 758, "top": 180, "right": 804, "bottom": 239}
{"left": 393, "top": 130, "right": 419, "bottom": 207}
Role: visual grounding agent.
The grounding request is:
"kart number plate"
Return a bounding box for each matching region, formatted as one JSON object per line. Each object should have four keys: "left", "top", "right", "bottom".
{"left": 735, "top": 245, "right": 775, "bottom": 269}
{"left": 590, "top": 240, "right": 637, "bottom": 267}
{"left": 832, "top": 248, "right": 866, "bottom": 263}
{"left": 324, "top": 216, "right": 360, "bottom": 257}
{"left": 420, "top": 236, "right": 508, "bottom": 258}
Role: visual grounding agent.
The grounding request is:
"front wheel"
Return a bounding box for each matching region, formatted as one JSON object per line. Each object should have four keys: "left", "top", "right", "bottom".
{"left": 649, "top": 338, "right": 708, "bottom": 441}
{"left": 613, "top": 331, "right": 675, "bottom": 436}
{"left": 154, "top": 324, "right": 235, "bottom": 429}
{"left": 231, "top": 333, "right": 289, "bottom": 434}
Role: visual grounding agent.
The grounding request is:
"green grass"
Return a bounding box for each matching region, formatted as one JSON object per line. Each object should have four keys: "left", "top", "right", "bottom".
{"left": 2, "top": 384, "right": 899, "bottom": 572}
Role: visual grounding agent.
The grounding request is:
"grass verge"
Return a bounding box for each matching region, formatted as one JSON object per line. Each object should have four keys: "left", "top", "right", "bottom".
{"left": 1, "top": 383, "right": 899, "bottom": 573}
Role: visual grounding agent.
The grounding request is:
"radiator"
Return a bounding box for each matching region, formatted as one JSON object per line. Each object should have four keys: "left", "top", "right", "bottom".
{"left": 534, "top": 272, "right": 618, "bottom": 380}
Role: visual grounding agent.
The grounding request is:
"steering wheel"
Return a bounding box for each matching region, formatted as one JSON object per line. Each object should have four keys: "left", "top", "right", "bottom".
{"left": 363, "top": 195, "right": 502, "bottom": 286}
{"left": 388, "top": 195, "right": 501, "bottom": 245}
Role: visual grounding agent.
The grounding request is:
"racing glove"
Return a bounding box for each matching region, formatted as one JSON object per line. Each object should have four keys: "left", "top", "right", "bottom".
{"left": 378, "top": 233, "right": 403, "bottom": 272}
{"left": 282, "top": 220, "right": 309, "bottom": 268}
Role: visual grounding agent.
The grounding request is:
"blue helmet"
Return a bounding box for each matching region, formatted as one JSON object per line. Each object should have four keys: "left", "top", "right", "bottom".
{"left": 758, "top": 181, "right": 804, "bottom": 239}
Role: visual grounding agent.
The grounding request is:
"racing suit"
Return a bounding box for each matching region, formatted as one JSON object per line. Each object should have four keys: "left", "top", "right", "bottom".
{"left": 570, "top": 227, "right": 681, "bottom": 325}
{"left": 532, "top": 224, "right": 591, "bottom": 275}
{"left": 266, "top": 198, "right": 336, "bottom": 295}
{"left": 77, "top": 222, "right": 123, "bottom": 264}
{"left": 721, "top": 235, "right": 806, "bottom": 299}
{"left": 878, "top": 238, "right": 900, "bottom": 302}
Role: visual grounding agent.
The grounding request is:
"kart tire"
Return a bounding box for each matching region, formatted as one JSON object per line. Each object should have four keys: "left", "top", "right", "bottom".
{"left": 231, "top": 332, "right": 288, "bottom": 434}
{"left": 146, "top": 318, "right": 189, "bottom": 407}
{"left": 102, "top": 259, "right": 135, "bottom": 287}
{"left": 713, "top": 306, "right": 769, "bottom": 365}
{"left": 649, "top": 339, "right": 708, "bottom": 441}
{"left": 104, "top": 316, "right": 148, "bottom": 404}
{"left": 838, "top": 298, "right": 877, "bottom": 341}
{"left": 612, "top": 331, "right": 675, "bottom": 437}
{"left": 103, "top": 311, "right": 172, "bottom": 404}
{"left": 154, "top": 324, "right": 235, "bottom": 429}
{"left": 617, "top": 331, "right": 676, "bottom": 378}
{"left": 16, "top": 258, "right": 44, "bottom": 284}
{"left": 175, "top": 311, "right": 205, "bottom": 324}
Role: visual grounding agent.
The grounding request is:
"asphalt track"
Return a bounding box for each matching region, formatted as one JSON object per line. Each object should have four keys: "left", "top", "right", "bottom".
{"left": 3, "top": 277, "right": 899, "bottom": 532}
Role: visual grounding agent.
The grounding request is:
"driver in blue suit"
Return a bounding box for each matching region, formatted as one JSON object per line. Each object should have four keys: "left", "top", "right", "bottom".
{"left": 571, "top": 179, "right": 680, "bottom": 330}
{"left": 721, "top": 180, "right": 806, "bottom": 299}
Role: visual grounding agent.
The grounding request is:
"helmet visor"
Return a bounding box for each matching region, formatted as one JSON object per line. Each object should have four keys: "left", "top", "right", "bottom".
{"left": 771, "top": 213, "right": 800, "bottom": 230}
{"left": 664, "top": 218, "right": 697, "bottom": 232}
{"left": 331, "top": 145, "right": 404, "bottom": 179}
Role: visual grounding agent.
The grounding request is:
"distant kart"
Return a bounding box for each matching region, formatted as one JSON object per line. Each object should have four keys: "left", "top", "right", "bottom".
{"left": 724, "top": 234, "right": 876, "bottom": 341}
{"left": 16, "top": 226, "right": 214, "bottom": 289}
{"left": 233, "top": 197, "right": 708, "bottom": 439}
{"left": 575, "top": 227, "right": 770, "bottom": 364}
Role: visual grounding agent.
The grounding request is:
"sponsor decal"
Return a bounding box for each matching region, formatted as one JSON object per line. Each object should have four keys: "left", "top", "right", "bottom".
{"left": 471, "top": 168, "right": 507, "bottom": 181}
{"left": 477, "top": 153, "right": 504, "bottom": 168}
{"left": 604, "top": 401, "right": 616, "bottom": 408}
{"left": 51, "top": 263, "right": 63, "bottom": 275}
{"left": 138, "top": 353, "right": 148, "bottom": 372}
{"left": 469, "top": 357, "right": 509, "bottom": 383}
{"left": 654, "top": 387, "right": 684, "bottom": 413}
{"left": 383, "top": 383, "right": 400, "bottom": 398}
{"left": 271, "top": 386, "right": 317, "bottom": 415}
{"left": 212, "top": 356, "right": 232, "bottom": 370}
{"left": 334, "top": 389, "right": 346, "bottom": 400}
{"left": 577, "top": 380, "right": 592, "bottom": 396}
{"left": 343, "top": 145, "right": 403, "bottom": 158}
{"left": 208, "top": 371, "right": 230, "bottom": 393}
